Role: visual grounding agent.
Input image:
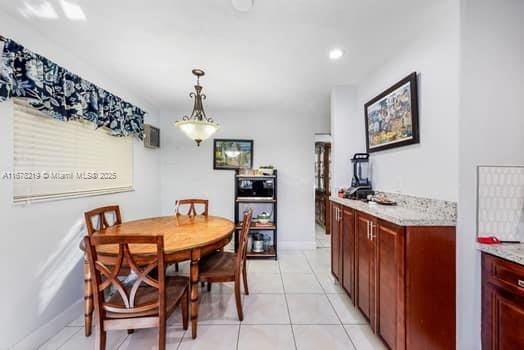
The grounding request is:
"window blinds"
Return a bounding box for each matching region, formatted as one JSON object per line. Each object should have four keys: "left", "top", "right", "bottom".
{"left": 12, "top": 99, "right": 134, "bottom": 203}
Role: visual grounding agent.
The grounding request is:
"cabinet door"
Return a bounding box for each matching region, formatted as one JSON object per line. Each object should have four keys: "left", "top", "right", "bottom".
{"left": 376, "top": 220, "right": 405, "bottom": 350}
{"left": 330, "top": 203, "right": 341, "bottom": 281}
{"left": 341, "top": 207, "right": 355, "bottom": 300}
{"left": 356, "top": 213, "right": 374, "bottom": 323}
{"left": 483, "top": 284, "right": 524, "bottom": 349}
{"left": 482, "top": 254, "right": 524, "bottom": 350}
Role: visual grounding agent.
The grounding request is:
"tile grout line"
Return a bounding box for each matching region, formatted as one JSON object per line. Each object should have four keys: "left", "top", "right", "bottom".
{"left": 235, "top": 323, "right": 241, "bottom": 350}
{"left": 46, "top": 326, "right": 82, "bottom": 350}
{"left": 48, "top": 250, "right": 342, "bottom": 350}
{"left": 175, "top": 327, "right": 187, "bottom": 350}
{"left": 304, "top": 249, "right": 359, "bottom": 350}
{"left": 115, "top": 333, "right": 129, "bottom": 350}
{"left": 324, "top": 290, "right": 359, "bottom": 349}
{"left": 278, "top": 258, "right": 298, "bottom": 350}
{"left": 342, "top": 325, "right": 361, "bottom": 350}
{"left": 304, "top": 249, "right": 331, "bottom": 296}
{"left": 238, "top": 323, "right": 341, "bottom": 325}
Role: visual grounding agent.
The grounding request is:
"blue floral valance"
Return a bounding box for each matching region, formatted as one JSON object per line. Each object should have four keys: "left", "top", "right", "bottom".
{"left": 0, "top": 39, "right": 145, "bottom": 139}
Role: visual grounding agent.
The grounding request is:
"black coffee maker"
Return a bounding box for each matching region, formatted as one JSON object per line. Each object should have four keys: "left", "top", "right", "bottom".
{"left": 347, "top": 153, "right": 374, "bottom": 200}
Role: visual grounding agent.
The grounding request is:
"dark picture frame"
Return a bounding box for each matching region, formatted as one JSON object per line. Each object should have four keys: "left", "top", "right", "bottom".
{"left": 213, "top": 139, "right": 254, "bottom": 170}
{"left": 364, "top": 72, "right": 419, "bottom": 153}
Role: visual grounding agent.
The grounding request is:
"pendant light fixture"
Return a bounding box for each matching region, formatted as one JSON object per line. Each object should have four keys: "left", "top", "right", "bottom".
{"left": 175, "top": 69, "right": 220, "bottom": 146}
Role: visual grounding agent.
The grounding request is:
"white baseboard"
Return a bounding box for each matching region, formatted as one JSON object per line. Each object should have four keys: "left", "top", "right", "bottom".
{"left": 10, "top": 299, "right": 83, "bottom": 350}
{"left": 278, "top": 241, "right": 317, "bottom": 250}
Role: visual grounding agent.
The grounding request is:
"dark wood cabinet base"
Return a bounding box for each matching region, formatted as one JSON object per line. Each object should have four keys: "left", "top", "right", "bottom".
{"left": 330, "top": 200, "right": 456, "bottom": 350}
{"left": 482, "top": 253, "right": 524, "bottom": 349}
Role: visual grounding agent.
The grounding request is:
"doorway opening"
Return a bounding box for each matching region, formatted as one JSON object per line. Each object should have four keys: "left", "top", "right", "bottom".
{"left": 314, "top": 138, "right": 331, "bottom": 248}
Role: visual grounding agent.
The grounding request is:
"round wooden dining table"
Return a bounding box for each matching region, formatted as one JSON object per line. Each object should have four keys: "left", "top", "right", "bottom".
{"left": 82, "top": 215, "right": 235, "bottom": 339}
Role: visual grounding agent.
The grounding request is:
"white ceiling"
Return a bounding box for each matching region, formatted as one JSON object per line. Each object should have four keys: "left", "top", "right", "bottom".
{"left": 0, "top": 0, "right": 442, "bottom": 114}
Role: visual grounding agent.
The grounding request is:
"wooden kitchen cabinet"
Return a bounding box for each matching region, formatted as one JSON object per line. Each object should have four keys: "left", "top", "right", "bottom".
{"left": 356, "top": 215, "right": 407, "bottom": 348}
{"left": 356, "top": 212, "right": 375, "bottom": 324}
{"left": 376, "top": 219, "right": 405, "bottom": 350}
{"left": 331, "top": 202, "right": 356, "bottom": 301}
{"left": 341, "top": 207, "right": 355, "bottom": 299}
{"left": 330, "top": 202, "right": 342, "bottom": 281}
{"left": 482, "top": 253, "right": 524, "bottom": 349}
{"left": 331, "top": 199, "right": 456, "bottom": 350}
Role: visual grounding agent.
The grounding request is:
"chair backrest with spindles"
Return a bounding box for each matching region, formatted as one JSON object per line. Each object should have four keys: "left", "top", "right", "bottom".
{"left": 84, "top": 234, "right": 166, "bottom": 319}
{"left": 175, "top": 199, "right": 209, "bottom": 217}
{"left": 236, "top": 209, "right": 253, "bottom": 275}
{"left": 84, "top": 206, "right": 122, "bottom": 235}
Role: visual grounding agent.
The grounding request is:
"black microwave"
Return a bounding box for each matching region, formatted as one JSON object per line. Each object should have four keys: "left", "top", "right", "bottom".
{"left": 237, "top": 178, "right": 275, "bottom": 198}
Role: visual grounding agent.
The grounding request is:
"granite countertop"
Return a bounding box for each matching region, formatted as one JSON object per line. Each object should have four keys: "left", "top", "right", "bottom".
{"left": 330, "top": 194, "right": 457, "bottom": 227}
{"left": 478, "top": 243, "right": 524, "bottom": 266}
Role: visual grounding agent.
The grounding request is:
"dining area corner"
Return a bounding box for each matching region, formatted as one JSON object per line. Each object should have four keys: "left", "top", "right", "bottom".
{"left": 79, "top": 201, "right": 250, "bottom": 349}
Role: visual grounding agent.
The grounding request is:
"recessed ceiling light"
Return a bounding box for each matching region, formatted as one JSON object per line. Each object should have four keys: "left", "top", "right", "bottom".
{"left": 232, "top": 0, "right": 254, "bottom": 12}
{"left": 329, "top": 48, "right": 344, "bottom": 60}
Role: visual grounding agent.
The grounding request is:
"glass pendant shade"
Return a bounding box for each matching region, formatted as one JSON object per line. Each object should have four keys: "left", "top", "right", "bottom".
{"left": 175, "top": 119, "right": 220, "bottom": 146}
{"left": 175, "top": 69, "right": 220, "bottom": 146}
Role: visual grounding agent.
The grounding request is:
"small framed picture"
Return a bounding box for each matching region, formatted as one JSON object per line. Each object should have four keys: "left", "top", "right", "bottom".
{"left": 364, "top": 72, "right": 420, "bottom": 153}
{"left": 213, "top": 139, "right": 254, "bottom": 170}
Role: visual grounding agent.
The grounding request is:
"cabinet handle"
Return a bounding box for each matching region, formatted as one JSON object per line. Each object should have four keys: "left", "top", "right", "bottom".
{"left": 518, "top": 280, "right": 524, "bottom": 288}
{"left": 367, "top": 222, "right": 370, "bottom": 240}
{"left": 370, "top": 223, "right": 377, "bottom": 240}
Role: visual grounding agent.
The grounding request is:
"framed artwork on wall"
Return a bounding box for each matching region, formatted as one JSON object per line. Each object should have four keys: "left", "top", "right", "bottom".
{"left": 213, "top": 139, "right": 254, "bottom": 170}
{"left": 364, "top": 72, "right": 420, "bottom": 153}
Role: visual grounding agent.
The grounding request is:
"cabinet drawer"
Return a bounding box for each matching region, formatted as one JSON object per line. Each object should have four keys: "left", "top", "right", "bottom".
{"left": 484, "top": 254, "right": 524, "bottom": 297}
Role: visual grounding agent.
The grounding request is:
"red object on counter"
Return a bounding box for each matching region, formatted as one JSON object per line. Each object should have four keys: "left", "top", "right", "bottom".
{"left": 477, "top": 236, "right": 501, "bottom": 244}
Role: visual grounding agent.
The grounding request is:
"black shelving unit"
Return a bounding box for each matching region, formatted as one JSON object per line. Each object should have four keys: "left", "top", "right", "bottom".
{"left": 234, "top": 170, "right": 278, "bottom": 260}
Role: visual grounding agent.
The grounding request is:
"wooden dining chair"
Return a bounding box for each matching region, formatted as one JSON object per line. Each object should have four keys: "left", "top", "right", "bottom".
{"left": 198, "top": 209, "right": 253, "bottom": 321}
{"left": 85, "top": 205, "right": 122, "bottom": 235}
{"left": 83, "top": 205, "right": 123, "bottom": 336}
{"left": 173, "top": 199, "right": 209, "bottom": 273}
{"left": 175, "top": 199, "right": 209, "bottom": 217}
{"left": 84, "top": 234, "right": 189, "bottom": 350}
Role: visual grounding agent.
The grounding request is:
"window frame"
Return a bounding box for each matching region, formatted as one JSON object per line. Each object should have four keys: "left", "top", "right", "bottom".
{"left": 11, "top": 98, "right": 135, "bottom": 205}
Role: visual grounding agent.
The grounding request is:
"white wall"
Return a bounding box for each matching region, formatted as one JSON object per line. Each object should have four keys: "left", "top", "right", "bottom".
{"left": 330, "top": 0, "right": 460, "bottom": 202}
{"left": 330, "top": 85, "right": 359, "bottom": 193}
{"left": 314, "top": 134, "right": 331, "bottom": 143}
{"left": 159, "top": 109, "right": 327, "bottom": 250}
{"left": 457, "top": 0, "right": 524, "bottom": 348}
{"left": 0, "top": 12, "right": 161, "bottom": 350}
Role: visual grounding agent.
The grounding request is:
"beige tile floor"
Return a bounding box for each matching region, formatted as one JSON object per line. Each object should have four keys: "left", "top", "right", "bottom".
{"left": 38, "top": 248, "right": 386, "bottom": 350}
{"left": 315, "top": 224, "right": 330, "bottom": 248}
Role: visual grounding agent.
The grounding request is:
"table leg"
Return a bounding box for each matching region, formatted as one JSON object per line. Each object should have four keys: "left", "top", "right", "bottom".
{"left": 190, "top": 250, "right": 201, "bottom": 339}
{"left": 83, "top": 258, "right": 94, "bottom": 337}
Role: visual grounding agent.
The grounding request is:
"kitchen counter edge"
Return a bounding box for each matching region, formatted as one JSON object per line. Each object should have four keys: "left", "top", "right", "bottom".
{"left": 330, "top": 196, "right": 456, "bottom": 227}
{"left": 478, "top": 243, "right": 524, "bottom": 266}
